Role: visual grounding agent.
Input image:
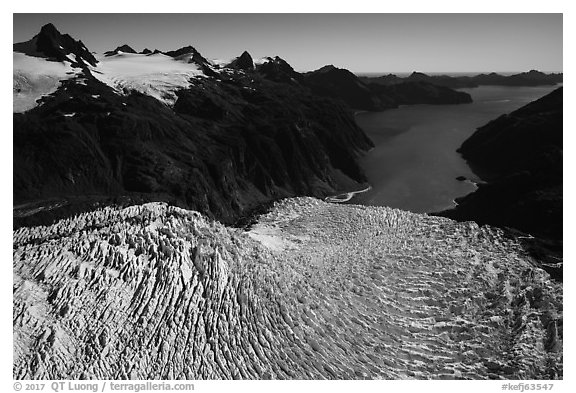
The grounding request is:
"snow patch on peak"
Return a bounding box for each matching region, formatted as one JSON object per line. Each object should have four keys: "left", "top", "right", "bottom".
{"left": 254, "top": 57, "right": 272, "bottom": 65}
{"left": 210, "top": 57, "right": 234, "bottom": 68}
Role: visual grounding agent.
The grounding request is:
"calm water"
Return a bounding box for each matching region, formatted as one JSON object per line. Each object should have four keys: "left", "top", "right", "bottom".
{"left": 354, "top": 85, "right": 560, "bottom": 213}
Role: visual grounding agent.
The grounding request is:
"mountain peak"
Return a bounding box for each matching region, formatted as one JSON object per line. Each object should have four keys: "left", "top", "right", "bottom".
{"left": 306, "top": 64, "right": 358, "bottom": 81}
{"left": 226, "top": 51, "right": 254, "bottom": 71}
{"left": 164, "top": 45, "right": 199, "bottom": 57}
{"left": 13, "top": 23, "right": 98, "bottom": 67}
{"left": 314, "top": 64, "right": 338, "bottom": 73}
{"left": 254, "top": 55, "right": 300, "bottom": 83}
{"left": 104, "top": 44, "right": 137, "bottom": 56}
{"left": 408, "top": 71, "right": 429, "bottom": 79}
{"left": 163, "top": 45, "right": 211, "bottom": 66}
{"left": 39, "top": 23, "right": 59, "bottom": 37}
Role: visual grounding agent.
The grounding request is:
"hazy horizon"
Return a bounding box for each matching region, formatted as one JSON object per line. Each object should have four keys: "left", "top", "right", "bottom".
{"left": 13, "top": 14, "right": 563, "bottom": 73}
{"left": 355, "top": 70, "right": 564, "bottom": 76}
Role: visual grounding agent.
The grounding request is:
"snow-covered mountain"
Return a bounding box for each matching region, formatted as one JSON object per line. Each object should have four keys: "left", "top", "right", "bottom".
{"left": 13, "top": 23, "right": 98, "bottom": 112}
{"left": 13, "top": 23, "right": 97, "bottom": 67}
{"left": 13, "top": 24, "right": 374, "bottom": 227}
{"left": 13, "top": 26, "right": 220, "bottom": 111}
{"left": 13, "top": 23, "right": 477, "bottom": 115}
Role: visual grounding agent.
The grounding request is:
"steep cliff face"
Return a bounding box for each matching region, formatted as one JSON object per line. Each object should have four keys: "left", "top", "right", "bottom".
{"left": 13, "top": 199, "right": 563, "bottom": 379}
{"left": 13, "top": 71, "right": 373, "bottom": 226}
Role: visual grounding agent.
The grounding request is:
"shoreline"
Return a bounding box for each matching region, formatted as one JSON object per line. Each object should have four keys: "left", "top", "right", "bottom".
{"left": 324, "top": 185, "right": 372, "bottom": 204}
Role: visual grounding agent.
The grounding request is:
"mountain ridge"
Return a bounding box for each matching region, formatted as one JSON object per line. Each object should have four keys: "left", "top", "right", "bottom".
{"left": 13, "top": 23, "right": 97, "bottom": 67}
{"left": 360, "top": 70, "right": 563, "bottom": 89}
{"left": 14, "top": 23, "right": 474, "bottom": 227}
{"left": 13, "top": 24, "right": 374, "bottom": 228}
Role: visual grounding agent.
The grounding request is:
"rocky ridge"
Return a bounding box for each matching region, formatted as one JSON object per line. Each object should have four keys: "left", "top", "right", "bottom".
{"left": 13, "top": 199, "right": 562, "bottom": 379}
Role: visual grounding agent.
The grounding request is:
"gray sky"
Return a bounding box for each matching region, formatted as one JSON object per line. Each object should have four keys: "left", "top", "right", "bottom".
{"left": 13, "top": 13, "right": 563, "bottom": 73}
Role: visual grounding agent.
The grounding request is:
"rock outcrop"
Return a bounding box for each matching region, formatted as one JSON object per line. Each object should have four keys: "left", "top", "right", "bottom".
{"left": 13, "top": 199, "right": 563, "bottom": 379}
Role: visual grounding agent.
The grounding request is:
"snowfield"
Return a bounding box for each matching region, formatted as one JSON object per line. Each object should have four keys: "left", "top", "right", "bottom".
{"left": 13, "top": 198, "right": 562, "bottom": 379}
{"left": 210, "top": 57, "right": 234, "bottom": 67}
{"left": 13, "top": 52, "right": 80, "bottom": 113}
{"left": 14, "top": 49, "right": 259, "bottom": 112}
{"left": 254, "top": 57, "right": 272, "bottom": 65}
{"left": 90, "top": 52, "right": 206, "bottom": 106}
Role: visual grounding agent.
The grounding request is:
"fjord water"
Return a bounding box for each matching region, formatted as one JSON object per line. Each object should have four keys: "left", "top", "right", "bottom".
{"left": 354, "top": 85, "right": 560, "bottom": 213}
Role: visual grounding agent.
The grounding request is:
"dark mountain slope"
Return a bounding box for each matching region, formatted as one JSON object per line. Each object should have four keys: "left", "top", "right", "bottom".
{"left": 302, "top": 65, "right": 386, "bottom": 110}
{"left": 14, "top": 61, "right": 373, "bottom": 227}
{"left": 302, "top": 65, "right": 472, "bottom": 111}
{"left": 404, "top": 71, "right": 478, "bottom": 88}
{"left": 459, "top": 87, "right": 562, "bottom": 177}
{"left": 368, "top": 81, "right": 473, "bottom": 105}
{"left": 438, "top": 88, "right": 563, "bottom": 277}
